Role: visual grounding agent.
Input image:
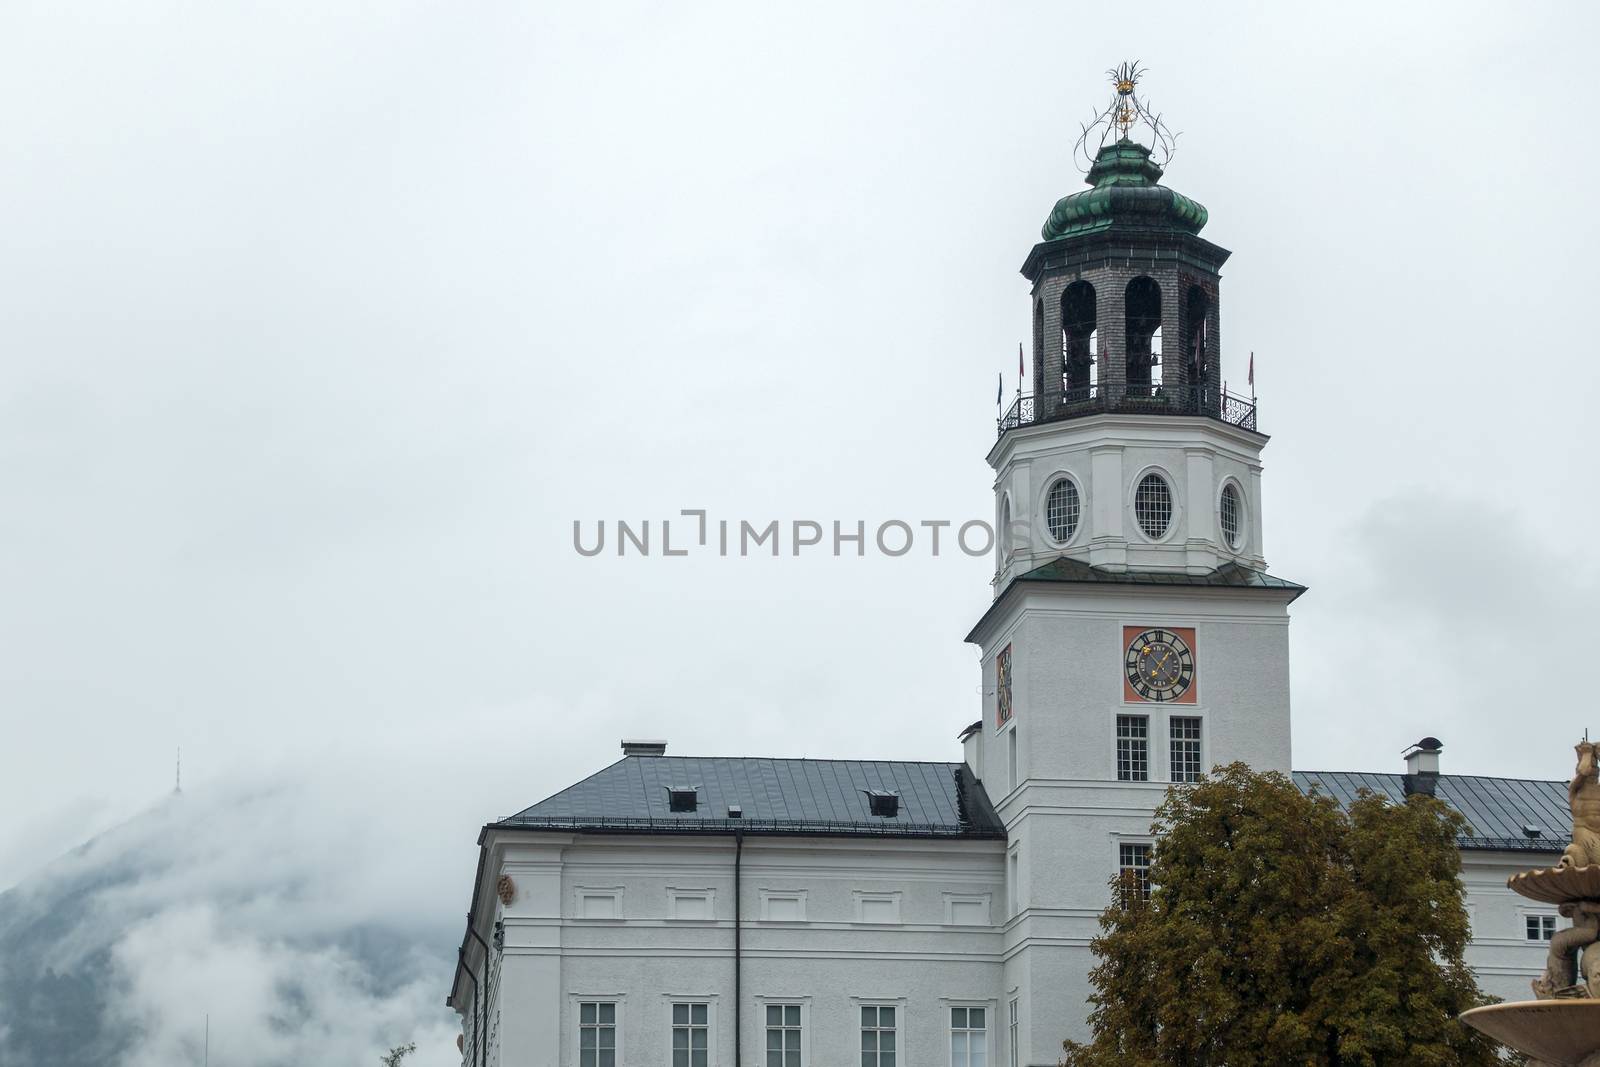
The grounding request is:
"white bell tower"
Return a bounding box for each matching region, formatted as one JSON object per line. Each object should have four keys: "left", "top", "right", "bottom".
{"left": 968, "top": 64, "right": 1305, "bottom": 1060}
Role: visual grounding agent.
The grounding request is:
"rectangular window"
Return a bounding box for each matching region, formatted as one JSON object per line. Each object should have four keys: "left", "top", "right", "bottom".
{"left": 1008, "top": 1000, "right": 1019, "bottom": 1067}
{"left": 860, "top": 1005, "right": 896, "bottom": 1067}
{"left": 1007, "top": 728, "right": 1018, "bottom": 793}
{"left": 950, "top": 1007, "right": 987, "bottom": 1067}
{"left": 996, "top": 644, "right": 1013, "bottom": 726}
{"left": 765, "top": 1004, "right": 802, "bottom": 1067}
{"left": 578, "top": 890, "right": 621, "bottom": 919}
{"left": 1527, "top": 914, "right": 1558, "bottom": 941}
{"left": 579, "top": 1002, "right": 617, "bottom": 1067}
{"left": 1116, "top": 715, "right": 1149, "bottom": 782}
{"left": 1008, "top": 850, "right": 1021, "bottom": 916}
{"left": 1169, "top": 716, "right": 1202, "bottom": 784}
{"left": 1119, "top": 842, "right": 1152, "bottom": 903}
{"left": 946, "top": 894, "right": 990, "bottom": 926}
{"left": 672, "top": 1003, "right": 709, "bottom": 1067}
{"left": 670, "top": 890, "right": 713, "bottom": 920}
{"left": 855, "top": 893, "right": 900, "bottom": 924}
{"left": 761, "top": 891, "right": 805, "bottom": 922}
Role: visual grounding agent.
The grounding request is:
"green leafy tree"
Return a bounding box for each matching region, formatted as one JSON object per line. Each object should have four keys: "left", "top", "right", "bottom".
{"left": 379, "top": 1042, "right": 416, "bottom": 1067}
{"left": 1061, "top": 763, "right": 1508, "bottom": 1067}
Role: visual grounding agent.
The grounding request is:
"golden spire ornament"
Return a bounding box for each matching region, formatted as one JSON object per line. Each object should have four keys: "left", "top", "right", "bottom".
{"left": 1074, "top": 61, "right": 1179, "bottom": 173}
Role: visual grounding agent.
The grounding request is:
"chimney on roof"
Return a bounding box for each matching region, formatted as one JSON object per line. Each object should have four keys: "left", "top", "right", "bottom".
{"left": 958, "top": 720, "right": 983, "bottom": 783}
{"left": 1402, "top": 737, "right": 1442, "bottom": 796}
{"left": 621, "top": 739, "right": 668, "bottom": 757}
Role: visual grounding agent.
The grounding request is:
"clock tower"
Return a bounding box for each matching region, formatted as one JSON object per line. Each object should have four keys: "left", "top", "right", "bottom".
{"left": 963, "top": 65, "right": 1306, "bottom": 1059}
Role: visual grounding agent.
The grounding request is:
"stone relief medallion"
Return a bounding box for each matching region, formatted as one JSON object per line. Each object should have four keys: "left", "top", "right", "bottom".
{"left": 496, "top": 874, "right": 516, "bottom": 906}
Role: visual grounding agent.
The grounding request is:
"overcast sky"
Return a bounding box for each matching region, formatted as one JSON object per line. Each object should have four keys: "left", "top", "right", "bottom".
{"left": 3, "top": 0, "right": 1598, "bottom": 1021}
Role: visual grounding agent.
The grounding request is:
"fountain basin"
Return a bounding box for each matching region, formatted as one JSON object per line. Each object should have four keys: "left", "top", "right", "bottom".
{"left": 1508, "top": 865, "right": 1600, "bottom": 905}
{"left": 1460, "top": 1001, "right": 1600, "bottom": 1066}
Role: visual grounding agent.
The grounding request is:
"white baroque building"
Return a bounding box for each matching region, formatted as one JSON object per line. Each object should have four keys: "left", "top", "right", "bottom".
{"left": 448, "top": 127, "right": 1572, "bottom": 1067}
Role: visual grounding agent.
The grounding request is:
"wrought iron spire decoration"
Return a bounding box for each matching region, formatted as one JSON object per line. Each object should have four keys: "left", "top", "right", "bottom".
{"left": 1074, "top": 61, "right": 1179, "bottom": 173}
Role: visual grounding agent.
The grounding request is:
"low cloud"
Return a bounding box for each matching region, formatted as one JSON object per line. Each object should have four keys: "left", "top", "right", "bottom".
{"left": 0, "top": 758, "right": 473, "bottom": 1066}
{"left": 108, "top": 904, "right": 453, "bottom": 1067}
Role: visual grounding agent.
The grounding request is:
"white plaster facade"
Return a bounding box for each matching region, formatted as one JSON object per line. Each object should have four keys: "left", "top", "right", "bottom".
{"left": 1463, "top": 850, "right": 1568, "bottom": 1004}
{"left": 451, "top": 396, "right": 1565, "bottom": 1065}
{"left": 459, "top": 833, "right": 1008, "bottom": 1067}
{"left": 454, "top": 769, "right": 1562, "bottom": 1067}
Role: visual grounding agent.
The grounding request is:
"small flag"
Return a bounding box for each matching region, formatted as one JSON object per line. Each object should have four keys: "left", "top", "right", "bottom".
{"left": 1018, "top": 342, "right": 1025, "bottom": 391}
{"left": 996, "top": 372, "right": 1002, "bottom": 406}
{"left": 1248, "top": 351, "right": 1255, "bottom": 389}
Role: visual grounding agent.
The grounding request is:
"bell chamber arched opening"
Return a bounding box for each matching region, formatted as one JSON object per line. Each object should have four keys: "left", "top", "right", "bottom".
{"left": 1183, "top": 285, "right": 1212, "bottom": 396}
{"left": 1060, "top": 281, "right": 1097, "bottom": 402}
{"left": 1125, "top": 277, "right": 1162, "bottom": 397}
{"left": 1032, "top": 299, "right": 1045, "bottom": 395}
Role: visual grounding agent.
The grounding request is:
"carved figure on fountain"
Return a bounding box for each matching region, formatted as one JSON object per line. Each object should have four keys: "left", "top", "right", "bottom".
{"left": 1533, "top": 902, "right": 1600, "bottom": 1000}
{"left": 1561, "top": 740, "right": 1600, "bottom": 871}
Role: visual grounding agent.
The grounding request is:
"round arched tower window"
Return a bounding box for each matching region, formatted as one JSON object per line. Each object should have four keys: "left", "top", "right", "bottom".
{"left": 1219, "top": 483, "right": 1242, "bottom": 549}
{"left": 1134, "top": 474, "right": 1173, "bottom": 539}
{"left": 1045, "top": 478, "right": 1080, "bottom": 543}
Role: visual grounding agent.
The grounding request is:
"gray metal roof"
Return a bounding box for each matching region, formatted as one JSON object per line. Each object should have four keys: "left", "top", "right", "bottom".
{"left": 490, "top": 756, "right": 1565, "bottom": 853}
{"left": 1294, "top": 771, "right": 1570, "bottom": 853}
{"left": 495, "top": 756, "right": 1005, "bottom": 839}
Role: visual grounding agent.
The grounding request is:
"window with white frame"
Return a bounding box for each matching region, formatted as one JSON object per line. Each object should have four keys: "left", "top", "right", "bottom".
{"left": 950, "top": 1006, "right": 988, "bottom": 1067}
{"left": 1134, "top": 473, "right": 1173, "bottom": 539}
{"left": 860, "top": 1005, "right": 897, "bottom": 1067}
{"left": 854, "top": 892, "right": 900, "bottom": 924}
{"left": 1116, "top": 715, "right": 1149, "bottom": 781}
{"left": 1119, "top": 842, "right": 1152, "bottom": 903}
{"left": 672, "top": 1003, "right": 709, "bottom": 1067}
{"left": 1526, "top": 914, "right": 1558, "bottom": 941}
{"left": 945, "top": 894, "right": 990, "bottom": 925}
{"left": 577, "top": 889, "right": 622, "bottom": 919}
{"left": 1169, "top": 716, "right": 1202, "bottom": 783}
{"left": 1007, "top": 728, "right": 1018, "bottom": 793}
{"left": 1219, "top": 482, "right": 1242, "bottom": 549}
{"left": 1008, "top": 999, "right": 1019, "bottom": 1067}
{"left": 765, "top": 1004, "right": 802, "bottom": 1067}
{"left": 760, "top": 891, "right": 805, "bottom": 922}
{"left": 1045, "top": 477, "right": 1080, "bottom": 543}
{"left": 1008, "top": 849, "right": 1021, "bottom": 915}
{"left": 670, "top": 889, "right": 714, "bottom": 920}
{"left": 578, "top": 1001, "right": 617, "bottom": 1067}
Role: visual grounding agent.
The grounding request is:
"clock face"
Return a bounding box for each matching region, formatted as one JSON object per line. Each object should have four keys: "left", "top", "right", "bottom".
{"left": 1124, "top": 627, "right": 1196, "bottom": 703}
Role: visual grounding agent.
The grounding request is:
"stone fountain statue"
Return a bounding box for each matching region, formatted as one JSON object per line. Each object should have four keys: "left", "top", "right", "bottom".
{"left": 1463, "top": 739, "right": 1600, "bottom": 1066}
{"left": 1560, "top": 740, "right": 1600, "bottom": 871}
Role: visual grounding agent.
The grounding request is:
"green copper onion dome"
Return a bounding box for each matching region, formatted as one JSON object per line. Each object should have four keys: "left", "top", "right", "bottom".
{"left": 1041, "top": 138, "right": 1208, "bottom": 241}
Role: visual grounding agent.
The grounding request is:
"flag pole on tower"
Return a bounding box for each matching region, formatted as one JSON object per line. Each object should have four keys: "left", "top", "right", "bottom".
{"left": 1248, "top": 351, "right": 1256, "bottom": 401}
{"left": 1018, "top": 342, "right": 1025, "bottom": 396}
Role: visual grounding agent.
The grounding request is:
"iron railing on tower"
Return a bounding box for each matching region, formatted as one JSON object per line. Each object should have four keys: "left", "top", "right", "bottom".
{"left": 997, "top": 383, "right": 1258, "bottom": 437}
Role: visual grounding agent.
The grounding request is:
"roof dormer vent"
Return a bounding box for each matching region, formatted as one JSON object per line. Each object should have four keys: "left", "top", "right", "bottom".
{"left": 865, "top": 790, "right": 900, "bottom": 818}
{"left": 668, "top": 787, "right": 698, "bottom": 813}
{"left": 1523, "top": 823, "right": 1545, "bottom": 839}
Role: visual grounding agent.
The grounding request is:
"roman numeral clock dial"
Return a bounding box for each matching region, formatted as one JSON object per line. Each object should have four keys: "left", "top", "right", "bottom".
{"left": 1123, "top": 627, "right": 1196, "bottom": 703}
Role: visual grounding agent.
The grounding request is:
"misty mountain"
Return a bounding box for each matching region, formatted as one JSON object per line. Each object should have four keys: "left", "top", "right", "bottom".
{"left": 0, "top": 786, "right": 462, "bottom": 1067}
